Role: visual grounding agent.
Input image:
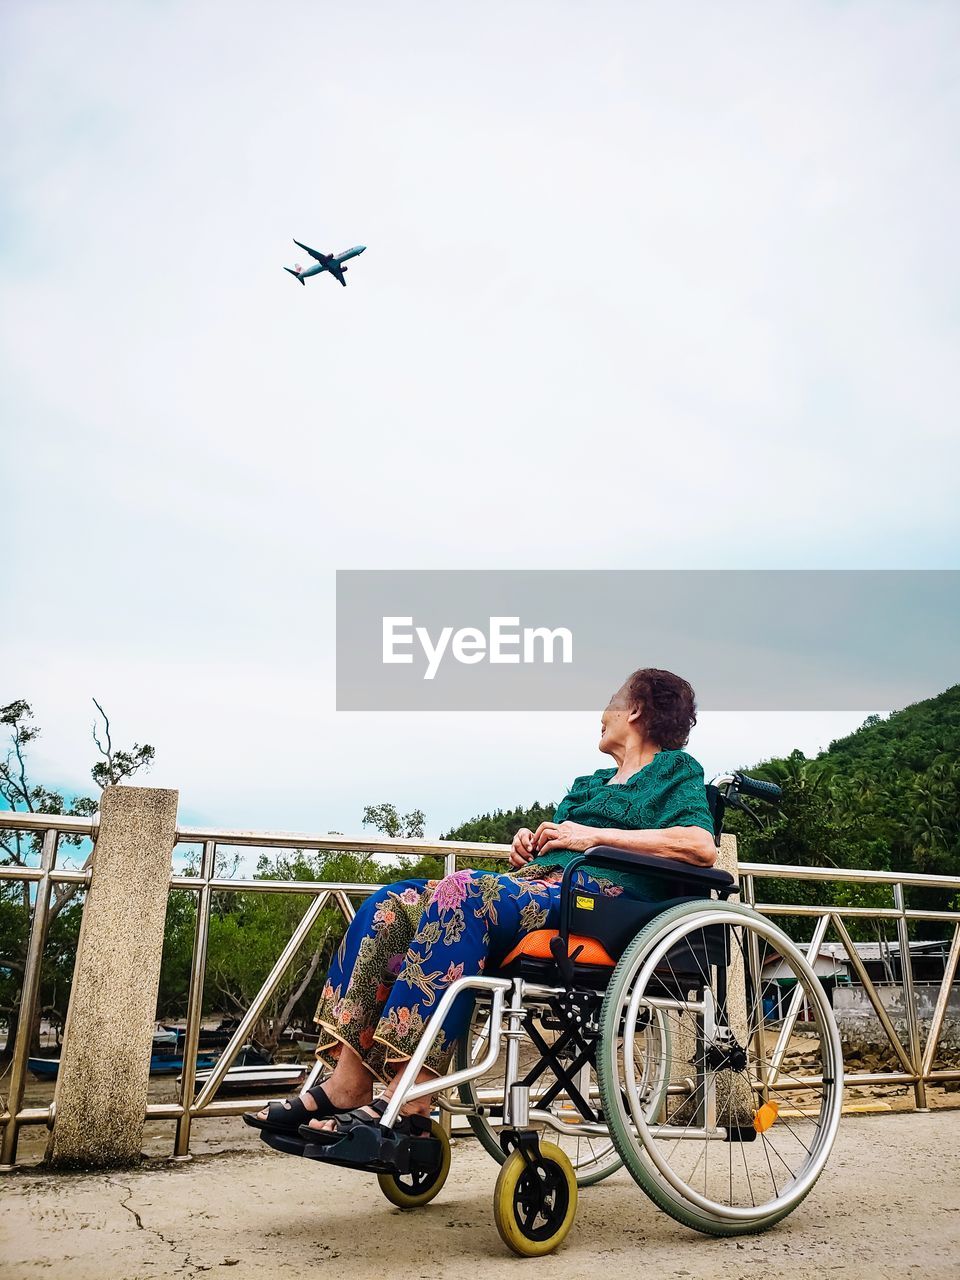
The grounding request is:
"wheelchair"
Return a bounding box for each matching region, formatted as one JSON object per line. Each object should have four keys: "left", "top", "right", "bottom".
{"left": 263, "top": 773, "right": 844, "bottom": 1256}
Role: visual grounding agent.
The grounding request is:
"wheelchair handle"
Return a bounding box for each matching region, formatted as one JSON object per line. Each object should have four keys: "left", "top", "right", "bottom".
{"left": 734, "top": 773, "right": 783, "bottom": 804}
{"left": 710, "top": 771, "right": 783, "bottom": 806}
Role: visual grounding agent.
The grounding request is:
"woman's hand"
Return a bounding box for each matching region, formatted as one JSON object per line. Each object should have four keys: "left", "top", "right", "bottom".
{"left": 533, "top": 821, "right": 598, "bottom": 854}
{"left": 509, "top": 828, "right": 537, "bottom": 868}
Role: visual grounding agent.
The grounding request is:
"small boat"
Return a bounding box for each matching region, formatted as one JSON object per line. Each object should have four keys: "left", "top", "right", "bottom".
{"left": 149, "top": 1052, "right": 217, "bottom": 1076}
{"left": 28, "top": 1052, "right": 217, "bottom": 1080}
{"left": 183, "top": 1060, "right": 310, "bottom": 1096}
{"left": 27, "top": 1056, "right": 59, "bottom": 1080}
{"left": 160, "top": 1020, "right": 241, "bottom": 1050}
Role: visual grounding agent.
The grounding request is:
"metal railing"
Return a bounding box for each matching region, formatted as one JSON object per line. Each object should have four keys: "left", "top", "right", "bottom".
{"left": 1, "top": 810, "right": 959, "bottom": 1168}
{"left": 739, "top": 864, "right": 960, "bottom": 1110}
{"left": 0, "top": 813, "right": 96, "bottom": 1168}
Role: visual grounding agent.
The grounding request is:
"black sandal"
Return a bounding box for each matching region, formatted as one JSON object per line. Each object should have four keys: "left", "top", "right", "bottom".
{"left": 242, "top": 1083, "right": 347, "bottom": 1134}
{"left": 298, "top": 1096, "right": 432, "bottom": 1145}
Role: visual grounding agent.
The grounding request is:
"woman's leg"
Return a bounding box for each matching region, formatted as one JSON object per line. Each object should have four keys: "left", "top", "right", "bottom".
{"left": 254, "top": 878, "right": 428, "bottom": 1120}
{"left": 313, "top": 878, "right": 429, "bottom": 1083}
{"left": 374, "top": 869, "right": 557, "bottom": 1086}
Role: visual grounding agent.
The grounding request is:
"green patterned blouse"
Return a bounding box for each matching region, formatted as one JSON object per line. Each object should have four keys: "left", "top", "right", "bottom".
{"left": 518, "top": 749, "right": 715, "bottom": 898}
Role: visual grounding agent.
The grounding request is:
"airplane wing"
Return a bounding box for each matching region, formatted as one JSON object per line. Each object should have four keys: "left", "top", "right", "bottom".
{"left": 293, "top": 239, "right": 327, "bottom": 264}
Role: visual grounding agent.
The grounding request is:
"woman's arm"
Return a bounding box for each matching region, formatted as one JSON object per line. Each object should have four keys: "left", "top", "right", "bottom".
{"left": 533, "top": 820, "right": 718, "bottom": 868}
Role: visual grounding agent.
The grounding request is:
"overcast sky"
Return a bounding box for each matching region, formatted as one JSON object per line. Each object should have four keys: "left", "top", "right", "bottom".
{"left": 3, "top": 2, "right": 958, "bottom": 838}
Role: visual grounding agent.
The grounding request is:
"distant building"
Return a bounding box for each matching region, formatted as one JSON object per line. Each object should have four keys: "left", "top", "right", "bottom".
{"left": 759, "top": 939, "right": 954, "bottom": 1022}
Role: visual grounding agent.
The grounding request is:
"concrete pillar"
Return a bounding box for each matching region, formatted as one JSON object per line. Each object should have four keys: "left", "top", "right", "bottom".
{"left": 670, "top": 833, "right": 755, "bottom": 1127}
{"left": 715, "top": 832, "right": 739, "bottom": 883}
{"left": 47, "top": 786, "right": 178, "bottom": 1169}
{"left": 712, "top": 833, "right": 757, "bottom": 1125}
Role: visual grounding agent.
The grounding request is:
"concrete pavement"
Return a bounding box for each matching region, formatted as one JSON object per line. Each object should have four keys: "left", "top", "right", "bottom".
{"left": 1, "top": 1110, "right": 958, "bottom": 1279}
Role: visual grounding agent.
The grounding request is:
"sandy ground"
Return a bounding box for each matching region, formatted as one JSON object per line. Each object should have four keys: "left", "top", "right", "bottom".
{"left": 2, "top": 1111, "right": 959, "bottom": 1280}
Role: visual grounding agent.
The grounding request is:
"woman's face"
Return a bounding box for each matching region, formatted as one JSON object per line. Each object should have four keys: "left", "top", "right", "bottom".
{"left": 599, "top": 689, "right": 639, "bottom": 754}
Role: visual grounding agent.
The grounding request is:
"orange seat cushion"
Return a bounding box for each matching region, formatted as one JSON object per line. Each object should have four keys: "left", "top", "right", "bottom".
{"left": 501, "top": 929, "right": 616, "bottom": 968}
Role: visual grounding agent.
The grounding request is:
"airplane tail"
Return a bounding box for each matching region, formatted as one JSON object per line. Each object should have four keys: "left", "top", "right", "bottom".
{"left": 284, "top": 267, "right": 305, "bottom": 285}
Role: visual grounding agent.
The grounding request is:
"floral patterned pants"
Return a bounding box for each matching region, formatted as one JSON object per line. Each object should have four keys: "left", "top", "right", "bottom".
{"left": 313, "top": 867, "right": 634, "bottom": 1080}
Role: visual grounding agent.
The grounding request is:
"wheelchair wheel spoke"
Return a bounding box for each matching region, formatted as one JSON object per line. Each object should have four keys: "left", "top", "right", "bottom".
{"left": 760, "top": 1122, "right": 780, "bottom": 1198}
{"left": 735, "top": 1093, "right": 756, "bottom": 1208}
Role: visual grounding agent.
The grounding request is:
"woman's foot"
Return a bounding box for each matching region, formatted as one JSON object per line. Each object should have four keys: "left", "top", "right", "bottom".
{"left": 304, "top": 1068, "right": 434, "bottom": 1134}
{"left": 247, "top": 1046, "right": 374, "bottom": 1129}
{"left": 251, "top": 1075, "right": 371, "bottom": 1124}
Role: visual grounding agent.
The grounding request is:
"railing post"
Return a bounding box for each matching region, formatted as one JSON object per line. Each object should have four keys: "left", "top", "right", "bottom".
{"left": 715, "top": 834, "right": 755, "bottom": 1122}
{"left": 46, "top": 786, "right": 179, "bottom": 1168}
{"left": 0, "top": 829, "right": 58, "bottom": 1171}
{"left": 191, "top": 891, "right": 331, "bottom": 1110}
{"left": 173, "top": 838, "right": 216, "bottom": 1159}
{"left": 893, "top": 882, "right": 928, "bottom": 1111}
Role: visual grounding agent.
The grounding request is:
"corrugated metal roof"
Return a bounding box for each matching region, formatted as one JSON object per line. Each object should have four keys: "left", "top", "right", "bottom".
{"left": 796, "top": 940, "right": 950, "bottom": 960}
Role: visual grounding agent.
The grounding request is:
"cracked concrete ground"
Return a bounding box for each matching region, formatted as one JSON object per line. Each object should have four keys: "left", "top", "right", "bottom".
{"left": 1, "top": 1110, "right": 958, "bottom": 1280}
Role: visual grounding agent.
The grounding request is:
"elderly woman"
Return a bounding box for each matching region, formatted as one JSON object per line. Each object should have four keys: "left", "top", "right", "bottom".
{"left": 245, "top": 667, "right": 716, "bottom": 1142}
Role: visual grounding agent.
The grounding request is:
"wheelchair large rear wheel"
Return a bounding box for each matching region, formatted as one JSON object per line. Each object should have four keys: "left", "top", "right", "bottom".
{"left": 597, "top": 900, "right": 843, "bottom": 1236}
{"left": 455, "top": 996, "right": 648, "bottom": 1186}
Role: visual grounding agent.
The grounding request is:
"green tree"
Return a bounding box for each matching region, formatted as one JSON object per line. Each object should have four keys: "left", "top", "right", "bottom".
{"left": 362, "top": 802, "right": 426, "bottom": 839}
{"left": 0, "top": 699, "right": 154, "bottom": 1058}
{"left": 200, "top": 850, "right": 354, "bottom": 1053}
{"left": 167, "top": 803, "right": 436, "bottom": 1051}
{"left": 364, "top": 800, "right": 443, "bottom": 878}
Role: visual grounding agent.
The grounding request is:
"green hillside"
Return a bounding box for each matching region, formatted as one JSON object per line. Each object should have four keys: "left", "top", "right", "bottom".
{"left": 822, "top": 683, "right": 960, "bottom": 774}
{"left": 723, "top": 684, "right": 960, "bottom": 933}
{"left": 736, "top": 683, "right": 960, "bottom": 878}
{"left": 443, "top": 802, "right": 555, "bottom": 846}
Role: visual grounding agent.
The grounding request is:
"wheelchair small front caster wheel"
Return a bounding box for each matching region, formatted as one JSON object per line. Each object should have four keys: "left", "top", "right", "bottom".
{"left": 377, "top": 1121, "right": 451, "bottom": 1209}
{"left": 493, "top": 1141, "right": 578, "bottom": 1256}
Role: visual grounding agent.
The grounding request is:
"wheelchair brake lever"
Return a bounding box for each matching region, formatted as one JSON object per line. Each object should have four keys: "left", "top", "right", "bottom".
{"left": 726, "top": 794, "right": 765, "bottom": 830}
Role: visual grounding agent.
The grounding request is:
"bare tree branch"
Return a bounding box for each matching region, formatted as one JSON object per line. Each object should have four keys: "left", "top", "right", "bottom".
{"left": 276, "top": 946, "right": 323, "bottom": 1036}
{"left": 13, "top": 727, "right": 34, "bottom": 813}
{"left": 91, "top": 698, "right": 115, "bottom": 786}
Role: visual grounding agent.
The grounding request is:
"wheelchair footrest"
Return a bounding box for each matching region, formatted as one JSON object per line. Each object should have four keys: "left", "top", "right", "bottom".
{"left": 302, "top": 1122, "right": 444, "bottom": 1176}
{"left": 259, "top": 1128, "right": 311, "bottom": 1157}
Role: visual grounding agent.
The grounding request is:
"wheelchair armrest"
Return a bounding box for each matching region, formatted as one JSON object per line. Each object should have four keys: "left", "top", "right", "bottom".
{"left": 579, "top": 845, "right": 734, "bottom": 894}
